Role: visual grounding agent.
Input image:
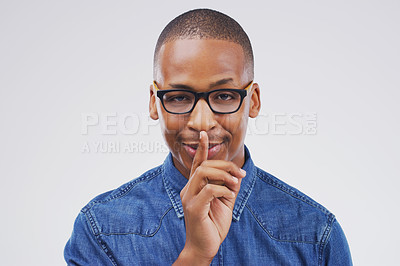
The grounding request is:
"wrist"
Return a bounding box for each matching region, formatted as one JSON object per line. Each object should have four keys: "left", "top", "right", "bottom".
{"left": 173, "top": 246, "right": 213, "bottom": 266}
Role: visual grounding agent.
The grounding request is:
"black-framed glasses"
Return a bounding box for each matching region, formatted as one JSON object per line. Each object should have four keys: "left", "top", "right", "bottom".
{"left": 153, "top": 81, "right": 253, "bottom": 114}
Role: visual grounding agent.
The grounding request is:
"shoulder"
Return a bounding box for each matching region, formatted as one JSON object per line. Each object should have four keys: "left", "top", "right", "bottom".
{"left": 78, "top": 165, "right": 173, "bottom": 236}
{"left": 246, "top": 166, "right": 335, "bottom": 244}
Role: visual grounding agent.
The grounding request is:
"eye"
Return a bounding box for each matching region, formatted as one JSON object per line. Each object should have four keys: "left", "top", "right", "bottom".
{"left": 164, "top": 91, "right": 193, "bottom": 103}
{"left": 213, "top": 91, "right": 238, "bottom": 102}
{"left": 169, "top": 95, "right": 187, "bottom": 102}
{"left": 217, "top": 93, "right": 233, "bottom": 100}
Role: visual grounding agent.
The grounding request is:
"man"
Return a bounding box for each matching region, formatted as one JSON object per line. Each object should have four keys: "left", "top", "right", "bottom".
{"left": 65, "top": 9, "right": 352, "bottom": 265}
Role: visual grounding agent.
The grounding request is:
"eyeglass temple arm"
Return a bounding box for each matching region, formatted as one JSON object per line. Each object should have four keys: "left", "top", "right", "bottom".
{"left": 245, "top": 81, "right": 253, "bottom": 91}
{"left": 153, "top": 81, "right": 159, "bottom": 91}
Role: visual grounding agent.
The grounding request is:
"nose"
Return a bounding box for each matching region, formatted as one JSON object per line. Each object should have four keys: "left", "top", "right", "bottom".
{"left": 186, "top": 99, "right": 217, "bottom": 132}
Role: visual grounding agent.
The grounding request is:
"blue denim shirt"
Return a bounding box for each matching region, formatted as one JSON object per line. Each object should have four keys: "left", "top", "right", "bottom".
{"left": 65, "top": 147, "right": 352, "bottom": 265}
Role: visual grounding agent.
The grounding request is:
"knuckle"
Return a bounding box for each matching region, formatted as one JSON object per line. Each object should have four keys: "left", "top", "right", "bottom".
{"left": 201, "top": 160, "right": 210, "bottom": 167}
{"left": 180, "top": 184, "right": 189, "bottom": 197}
{"left": 196, "top": 166, "right": 209, "bottom": 181}
{"left": 196, "top": 165, "right": 204, "bottom": 173}
{"left": 194, "top": 165, "right": 204, "bottom": 177}
{"left": 183, "top": 201, "right": 195, "bottom": 213}
{"left": 187, "top": 206, "right": 196, "bottom": 214}
{"left": 203, "top": 184, "right": 214, "bottom": 194}
{"left": 228, "top": 162, "right": 238, "bottom": 172}
{"left": 223, "top": 171, "right": 232, "bottom": 180}
{"left": 180, "top": 195, "right": 187, "bottom": 204}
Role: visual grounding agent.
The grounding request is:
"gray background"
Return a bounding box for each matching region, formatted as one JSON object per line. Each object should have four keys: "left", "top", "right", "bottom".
{"left": 1, "top": 0, "right": 399, "bottom": 265}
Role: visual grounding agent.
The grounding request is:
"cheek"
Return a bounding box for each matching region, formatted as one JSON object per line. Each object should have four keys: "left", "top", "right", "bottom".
{"left": 232, "top": 116, "right": 248, "bottom": 141}
{"left": 159, "top": 110, "right": 186, "bottom": 139}
{"left": 218, "top": 110, "right": 248, "bottom": 138}
{"left": 233, "top": 101, "right": 250, "bottom": 137}
{"left": 159, "top": 114, "right": 180, "bottom": 154}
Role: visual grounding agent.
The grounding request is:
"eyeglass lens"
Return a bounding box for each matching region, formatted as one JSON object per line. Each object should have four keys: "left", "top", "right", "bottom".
{"left": 162, "top": 90, "right": 242, "bottom": 114}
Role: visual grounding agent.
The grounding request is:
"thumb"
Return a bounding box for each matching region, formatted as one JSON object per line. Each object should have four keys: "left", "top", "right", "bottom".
{"left": 190, "top": 131, "right": 208, "bottom": 175}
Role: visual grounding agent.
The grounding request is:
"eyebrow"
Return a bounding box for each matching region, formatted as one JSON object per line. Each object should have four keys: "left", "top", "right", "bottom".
{"left": 168, "top": 78, "right": 236, "bottom": 90}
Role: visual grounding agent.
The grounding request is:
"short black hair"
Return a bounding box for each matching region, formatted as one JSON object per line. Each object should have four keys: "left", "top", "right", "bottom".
{"left": 153, "top": 8, "right": 254, "bottom": 78}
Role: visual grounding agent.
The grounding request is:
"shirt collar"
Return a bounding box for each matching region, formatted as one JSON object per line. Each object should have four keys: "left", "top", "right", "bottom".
{"left": 162, "top": 145, "right": 256, "bottom": 221}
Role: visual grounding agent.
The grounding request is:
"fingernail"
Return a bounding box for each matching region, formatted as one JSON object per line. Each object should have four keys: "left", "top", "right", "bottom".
{"left": 199, "top": 131, "right": 205, "bottom": 139}
{"left": 240, "top": 169, "right": 246, "bottom": 176}
{"left": 232, "top": 176, "right": 238, "bottom": 183}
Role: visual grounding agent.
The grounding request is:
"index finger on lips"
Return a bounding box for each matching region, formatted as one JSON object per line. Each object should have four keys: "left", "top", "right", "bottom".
{"left": 190, "top": 131, "right": 208, "bottom": 176}
{"left": 181, "top": 131, "right": 208, "bottom": 200}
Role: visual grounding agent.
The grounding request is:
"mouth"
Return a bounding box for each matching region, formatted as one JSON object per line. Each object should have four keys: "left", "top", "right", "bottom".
{"left": 182, "top": 142, "right": 224, "bottom": 159}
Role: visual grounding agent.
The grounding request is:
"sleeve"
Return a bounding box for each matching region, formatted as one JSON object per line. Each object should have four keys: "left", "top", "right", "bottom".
{"left": 64, "top": 212, "right": 115, "bottom": 265}
{"left": 321, "top": 219, "right": 353, "bottom": 266}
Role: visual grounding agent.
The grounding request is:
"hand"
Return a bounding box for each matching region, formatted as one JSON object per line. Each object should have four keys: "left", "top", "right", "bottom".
{"left": 174, "top": 131, "right": 246, "bottom": 265}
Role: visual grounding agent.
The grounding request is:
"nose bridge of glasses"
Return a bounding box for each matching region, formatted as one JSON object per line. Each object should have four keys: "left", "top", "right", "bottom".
{"left": 193, "top": 96, "right": 211, "bottom": 111}
{"left": 196, "top": 91, "right": 208, "bottom": 99}
{"left": 192, "top": 91, "right": 211, "bottom": 109}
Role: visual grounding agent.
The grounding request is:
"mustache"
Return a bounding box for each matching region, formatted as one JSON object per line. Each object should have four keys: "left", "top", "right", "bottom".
{"left": 176, "top": 131, "right": 230, "bottom": 144}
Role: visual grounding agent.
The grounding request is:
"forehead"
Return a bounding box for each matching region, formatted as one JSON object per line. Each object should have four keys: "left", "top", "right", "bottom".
{"left": 155, "top": 39, "right": 249, "bottom": 88}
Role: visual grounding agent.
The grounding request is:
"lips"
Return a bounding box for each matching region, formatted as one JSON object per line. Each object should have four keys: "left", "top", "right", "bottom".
{"left": 182, "top": 142, "right": 224, "bottom": 159}
{"left": 184, "top": 143, "right": 220, "bottom": 149}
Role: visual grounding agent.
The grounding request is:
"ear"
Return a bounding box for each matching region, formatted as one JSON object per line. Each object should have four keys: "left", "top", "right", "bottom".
{"left": 149, "top": 84, "right": 159, "bottom": 120}
{"left": 249, "top": 83, "right": 261, "bottom": 118}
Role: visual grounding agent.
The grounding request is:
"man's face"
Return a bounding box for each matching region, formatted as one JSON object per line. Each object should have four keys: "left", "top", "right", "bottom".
{"left": 150, "top": 39, "right": 260, "bottom": 178}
